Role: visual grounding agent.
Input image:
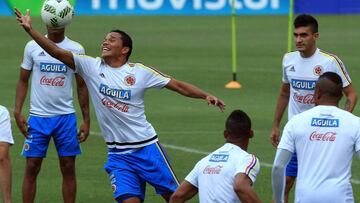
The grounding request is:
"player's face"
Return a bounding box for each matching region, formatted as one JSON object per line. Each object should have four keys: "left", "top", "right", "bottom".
{"left": 294, "top": 26, "right": 318, "bottom": 54}
{"left": 101, "top": 32, "right": 127, "bottom": 58}
{"left": 47, "top": 27, "right": 65, "bottom": 35}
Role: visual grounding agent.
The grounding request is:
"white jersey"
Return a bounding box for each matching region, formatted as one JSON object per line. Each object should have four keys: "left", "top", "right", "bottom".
{"left": 73, "top": 54, "right": 170, "bottom": 149}
{"left": 185, "top": 143, "right": 260, "bottom": 203}
{"left": 278, "top": 105, "right": 360, "bottom": 203}
{"left": 0, "top": 106, "right": 14, "bottom": 144}
{"left": 21, "top": 37, "right": 85, "bottom": 116}
{"left": 282, "top": 48, "right": 351, "bottom": 119}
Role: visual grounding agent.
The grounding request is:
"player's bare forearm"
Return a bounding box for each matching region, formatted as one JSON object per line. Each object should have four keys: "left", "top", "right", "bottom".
{"left": 272, "top": 84, "right": 290, "bottom": 127}
{"left": 234, "top": 174, "right": 262, "bottom": 203}
{"left": 166, "top": 78, "right": 225, "bottom": 111}
{"left": 14, "top": 69, "right": 30, "bottom": 116}
{"left": 14, "top": 8, "right": 75, "bottom": 69}
{"left": 343, "top": 84, "right": 357, "bottom": 112}
{"left": 75, "top": 75, "right": 90, "bottom": 124}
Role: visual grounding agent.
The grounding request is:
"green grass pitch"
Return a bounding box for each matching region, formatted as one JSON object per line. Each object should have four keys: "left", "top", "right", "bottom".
{"left": 0, "top": 15, "right": 359, "bottom": 202}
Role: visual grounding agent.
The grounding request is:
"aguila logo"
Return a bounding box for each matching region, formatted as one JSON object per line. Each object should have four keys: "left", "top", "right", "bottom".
{"left": 309, "top": 131, "right": 336, "bottom": 142}
{"left": 40, "top": 76, "right": 65, "bottom": 87}
{"left": 125, "top": 75, "right": 136, "bottom": 86}
{"left": 313, "top": 65, "right": 323, "bottom": 76}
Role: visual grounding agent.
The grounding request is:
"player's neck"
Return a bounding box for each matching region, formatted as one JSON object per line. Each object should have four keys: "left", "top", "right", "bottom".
{"left": 48, "top": 33, "right": 65, "bottom": 43}
{"left": 317, "top": 99, "right": 339, "bottom": 107}
{"left": 104, "top": 57, "right": 127, "bottom": 68}
{"left": 300, "top": 46, "right": 317, "bottom": 58}
{"left": 227, "top": 140, "right": 249, "bottom": 151}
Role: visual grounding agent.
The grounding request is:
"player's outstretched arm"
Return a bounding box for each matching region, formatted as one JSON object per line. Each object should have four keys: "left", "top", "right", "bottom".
{"left": 272, "top": 149, "right": 292, "bottom": 203}
{"left": 343, "top": 84, "right": 357, "bottom": 112}
{"left": 165, "top": 78, "right": 225, "bottom": 111}
{"left": 270, "top": 83, "right": 290, "bottom": 147}
{"left": 234, "top": 173, "right": 262, "bottom": 203}
{"left": 14, "top": 8, "right": 75, "bottom": 70}
{"left": 75, "top": 74, "right": 90, "bottom": 143}
{"left": 169, "top": 181, "right": 198, "bottom": 203}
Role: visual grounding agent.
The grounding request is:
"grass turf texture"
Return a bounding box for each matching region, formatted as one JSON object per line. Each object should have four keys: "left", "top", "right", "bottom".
{"left": 0, "top": 15, "right": 359, "bottom": 202}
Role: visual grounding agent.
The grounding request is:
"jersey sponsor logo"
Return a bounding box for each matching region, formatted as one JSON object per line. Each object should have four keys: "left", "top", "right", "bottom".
{"left": 309, "top": 131, "right": 336, "bottom": 142}
{"left": 203, "top": 165, "right": 223, "bottom": 174}
{"left": 313, "top": 65, "right": 323, "bottom": 76}
{"left": 40, "top": 63, "right": 67, "bottom": 73}
{"left": 99, "top": 84, "right": 131, "bottom": 100}
{"left": 101, "top": 98, "right": 129, "bottom": 112}
{"left": 209, "top": 154, "right": 229, "bottom": 162}
{"left": 291, "top": 79, "right": 316, "bottom": 90}
{"left": 311, "top": 118, "right": 339, "bottom": 127}
{"left": 293, "top": 92, "right": 315, "bottom": 104}
{"left": 38, "top": 51, "right": 46, "bottom": 56}
{"left": 40, "top": 76, "right": 65, "bottom": 87}
{"left": 125, "top": 75, "right": 136, "bottom": 86}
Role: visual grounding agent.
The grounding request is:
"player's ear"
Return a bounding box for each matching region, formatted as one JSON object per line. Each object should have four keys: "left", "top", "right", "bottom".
{"left": 314, "top": 32, "right": 319, "bottom": 40}
{"left": 121, "top": 47, "right": 130, "bottom": 55}
{"left": 224, "top": 130, "right": 229, "bottom": 140}
{"left": 248, "top": 130, "right": 254, "bottom": 139}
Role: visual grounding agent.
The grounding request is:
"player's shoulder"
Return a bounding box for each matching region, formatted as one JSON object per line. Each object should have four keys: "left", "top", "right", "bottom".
{"left": 24, "top": 40, "right": 39, "bottom": 50}
{"left": 131, "top": 62, "right": 169, "bottom": 76}
{"left": 64, "top": 37, "right": 85, "bottom": 53}
{"left": 318, "top": 49, "right": 343, "bottom": 62}
{"left": 0, "top": 105, "right": 10, "bottom": 117}
{"left": 283, "top": 50, "right": 298, "bottom": 60}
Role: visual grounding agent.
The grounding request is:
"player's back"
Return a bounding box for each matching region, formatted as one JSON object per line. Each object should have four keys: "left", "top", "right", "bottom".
{"left": 289, "top": 105, "right": 360, "bottom": 203}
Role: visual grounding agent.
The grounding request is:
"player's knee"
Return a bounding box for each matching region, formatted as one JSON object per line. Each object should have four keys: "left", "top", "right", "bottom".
{"left": 25, "top": 159, "right": 42, "bottom": 175}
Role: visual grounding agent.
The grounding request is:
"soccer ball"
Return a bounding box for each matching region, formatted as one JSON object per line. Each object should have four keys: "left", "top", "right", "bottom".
{"left": 41, "top": 0, "right": 74, "bottom": 28}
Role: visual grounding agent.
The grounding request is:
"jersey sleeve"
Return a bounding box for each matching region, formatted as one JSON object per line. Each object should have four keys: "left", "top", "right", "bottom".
{"left": 234, "top": 154, "right": 260, "bottom": 184}
{"left": 0, "top": 107, "right": 12, "bottom": 142}
{"left": 328, "top": 57, "right": 351, "bottom": 87}
{"left": 278, "top": 120, "right": 296, "bottom": 153}
{"left": 138, "top": 64, "right": 171, "bottom": 89}
{"left": 20, "top": 41, "right": 34, "bottom": 70}
{"left": 184, "top": 162, "right": 201, "bottom": 188}
{"left": 281, "top": 54, "right": 289, "bottom": 84}
{"left": 72, "top": 53, "right": 97, "bottom": 78}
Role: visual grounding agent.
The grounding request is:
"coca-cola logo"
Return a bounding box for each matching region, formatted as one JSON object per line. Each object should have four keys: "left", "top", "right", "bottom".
{"left": 40, "top": 76, "right": 65, "bottom": 87}
{"left": 203, "top": 165, "right": 223, "bottom": 174}
{"left": 309, "top": 131, "right": 336, "bottom": 142}
{"left": 293, "top": 93, "right": 315, "bottom": 104}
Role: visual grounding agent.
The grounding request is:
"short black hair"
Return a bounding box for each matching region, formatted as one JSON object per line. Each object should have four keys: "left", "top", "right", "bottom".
{"left": 225, "top": 110, "right": 252, "bottom": 139}
{"left": 317, "top": 72, "right": 343, "bottom": 98}
{"left": 294, "top": 14, "right": 318, "bottom": 33}
{"left": 110, "top": 29, "right": 133, "bottom": 60}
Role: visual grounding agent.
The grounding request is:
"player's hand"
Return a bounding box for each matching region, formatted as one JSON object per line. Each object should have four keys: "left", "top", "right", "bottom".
{"left": 14, "top": 113, "right": 29, "bottom": 138}
{"left": 205, "top": 95, "right": 225, "bottom": 112}
{"left": 78, "top": 122, "right": 90, "bottom": 143}
{"left": 14, "top": 8, "right": 32, "bottom": 32}
{"left": 270, "top": 126, "right": 280, "bottom": 147}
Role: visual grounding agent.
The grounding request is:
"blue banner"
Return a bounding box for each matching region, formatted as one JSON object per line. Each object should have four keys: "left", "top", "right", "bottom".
{"left": 75, "top": 0, "right": 288, "bottom": 15}
{"left": 295, "top": 0, "right": 360, "bottom": 14}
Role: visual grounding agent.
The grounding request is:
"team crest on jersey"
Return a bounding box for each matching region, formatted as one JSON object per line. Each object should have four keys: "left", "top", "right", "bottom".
{"left": 124, "top": 75, "right": 136, "bottom": 86}
{"left": 313, "top": 65, "right": 323, "bottom": 76}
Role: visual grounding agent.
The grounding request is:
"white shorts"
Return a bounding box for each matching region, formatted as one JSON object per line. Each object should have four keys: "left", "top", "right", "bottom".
{"left": 0, "top": 106, "right": 14, "bottom": 145}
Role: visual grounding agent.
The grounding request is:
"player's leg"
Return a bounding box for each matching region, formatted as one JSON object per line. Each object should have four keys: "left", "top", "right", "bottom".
{"left": 284, "top": 153, "right": 298, "bottom": 203}
{"left": 133, "top": 142, "right": 179, "bottom": 201}
{"left": 104, "top": 152, "right": 146, "bottom": 203}
{"left": 0, "top": 142, "right": 11, "bottom": 203}
{"left": 22, "top": 116, "right": 51, "bottom": 203}
{"left": 59, "top": 156, "right": 76, "bottom": 203}
{"left": 53, "top": 113, "right": 81, "bottom": 203}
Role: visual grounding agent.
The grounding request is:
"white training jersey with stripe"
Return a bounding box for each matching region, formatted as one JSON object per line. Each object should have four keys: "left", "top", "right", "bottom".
{"left": 21, "top": 37, "right": 85, "bottom": 116}
{"left": 0, "top": 106, "right": 14, "bottom": 144}
{"left": 282, "top": 48, "right": 351, "bottom": 119}
{"left": 73, "top": 54, "right": 170, "bottom": 149}
{"left": 278, "top": 105, "right": 360, "bottom": 203}
{"left": 185, "top": 143, "right": 260, "bottom": 203}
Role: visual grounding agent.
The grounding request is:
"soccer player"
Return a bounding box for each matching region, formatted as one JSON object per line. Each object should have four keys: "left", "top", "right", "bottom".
{"left": 14, "top": 13, "right": 90, "bottom": 203}
{"left": 269, "top": 14, "right": 357, "bottom": 202}
{"left": 0, "top": 106, "right": 14, "bottom": 203}
{"left": 272, "top": 72, "right": 360, "bottom": 203}
{"left": 170, "top": 110, "right": 261, "bottom": 203}
{"left": 15, "top": 8, "right": 225, "bottom": 203}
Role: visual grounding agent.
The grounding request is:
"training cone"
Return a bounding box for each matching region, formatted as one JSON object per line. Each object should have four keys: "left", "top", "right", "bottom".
{"left": 225, "top": 81, "right": 241, "bottom": 89}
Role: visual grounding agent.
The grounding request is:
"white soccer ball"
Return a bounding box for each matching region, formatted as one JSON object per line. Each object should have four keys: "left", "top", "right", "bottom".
{"left": 41, "top": 0, "right": 74, "bottom": 28}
